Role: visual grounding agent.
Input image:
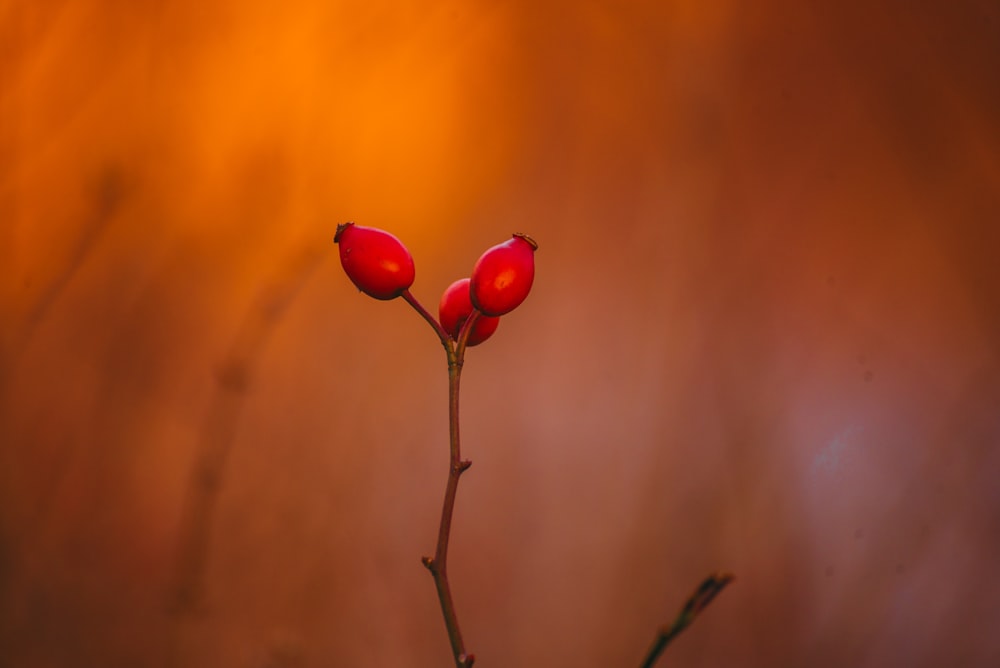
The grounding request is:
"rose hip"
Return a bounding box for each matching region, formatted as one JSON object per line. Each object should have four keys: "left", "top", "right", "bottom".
{"left": 438, "top": 278, "right": 500, "bottom": 347}
{"left": 470, "top": 233, "right": 537, "bottom": 316}
{"left": 334, "top": 222, "right": 415, "bottom": 300}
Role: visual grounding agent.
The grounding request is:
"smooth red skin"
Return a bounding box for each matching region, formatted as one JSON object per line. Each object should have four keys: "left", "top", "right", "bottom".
{"left": 470, "top": 235, "right": 536, "bottom": 316}
{"left": 335, "top": 222, "right": 415, "bottom": 300}
{"left": 439, "top": 278, "right": 500, "bottom": 346}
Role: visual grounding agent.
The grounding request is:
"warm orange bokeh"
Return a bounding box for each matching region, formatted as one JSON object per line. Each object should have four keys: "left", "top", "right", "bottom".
{"left": 2, "top": 1, "right": 999, "bottom": 666}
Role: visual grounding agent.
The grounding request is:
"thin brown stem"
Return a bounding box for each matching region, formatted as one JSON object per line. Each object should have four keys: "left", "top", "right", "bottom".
{"left": 405, "top": 289, "right": 479, "bottom": 666}
{"left": 422, "top": 352, "right": 474, "bottom": 667}
{"left": 401, "top": 289, "right": 451, "bottom": 349}
{"left": 638, "top": 572, "right": 734, "bottom": 668}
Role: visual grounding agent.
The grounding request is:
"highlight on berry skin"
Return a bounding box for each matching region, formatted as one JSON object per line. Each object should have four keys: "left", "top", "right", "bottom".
{"left": 334, "top": 221, "right": 415, "bottom": 300}
{"left": 439, "top": 278, "right": 500, "bottom": 346}
{"left": 470, "top": 233, "right": 538, "bottom": 317}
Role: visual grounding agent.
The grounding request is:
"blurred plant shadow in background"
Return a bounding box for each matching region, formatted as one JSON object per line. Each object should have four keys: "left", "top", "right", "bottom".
{"left": 1, "top": 1, "right": 999, "bottom": 666}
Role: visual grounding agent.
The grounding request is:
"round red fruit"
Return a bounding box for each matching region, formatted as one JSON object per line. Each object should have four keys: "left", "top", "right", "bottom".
{"left": 334, "top": 222, "right": 415, "bottom": 300}
{"left": 439, "top": 278, "right": 500, "bottom": 346}
{"left": 470, "top": 233, "right": 537, "bottom": 316}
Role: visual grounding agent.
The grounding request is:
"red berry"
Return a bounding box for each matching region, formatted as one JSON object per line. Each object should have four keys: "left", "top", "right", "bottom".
{"left": 334, "top": 222, "right": 415, "bottom": 300}
{"left": 438, "top": 278, "right": 500, "bottom": 346}
{"left": 470, "top": 233, "right": 537, "bottom": 316}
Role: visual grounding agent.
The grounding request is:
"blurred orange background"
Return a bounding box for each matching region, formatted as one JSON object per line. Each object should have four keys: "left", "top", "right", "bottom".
{"left": 2, "top": 1, "right": 999, "bottom": 666}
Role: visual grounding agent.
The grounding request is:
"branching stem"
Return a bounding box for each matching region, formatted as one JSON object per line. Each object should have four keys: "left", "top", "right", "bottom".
{"left": 405, "top": 291, "right": 480, "bottom": 667}
{"left": 401, "top": 289, "right": 451, "bottom": 351}
{"left": 398, "top": 287, "right": 729, "bottom": 668}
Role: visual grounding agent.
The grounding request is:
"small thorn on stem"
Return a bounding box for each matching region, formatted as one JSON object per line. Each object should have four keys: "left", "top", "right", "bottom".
{"left": 460, "top": 653, "right": 475, "bottom": 667}
{"left": 421, "top": 556, "right": 434, "bottom": 570}
{"left": 458, "top": 459, "right": 472, "bottom": 473}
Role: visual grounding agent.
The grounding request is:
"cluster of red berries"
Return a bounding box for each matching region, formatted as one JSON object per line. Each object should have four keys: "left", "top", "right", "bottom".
{"left": 334, "top": 222, "right": 537, "bottom": 346}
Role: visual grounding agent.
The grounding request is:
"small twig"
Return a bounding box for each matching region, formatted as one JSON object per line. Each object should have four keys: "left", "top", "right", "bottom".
{"left": 639, "top": 572, "right": 734, "bottom": 668}
{"left": 401, "top": 289, "right": 452, "bottom": 350}
{"left": 404, "top": 293, "right": 481, "bottom": 667}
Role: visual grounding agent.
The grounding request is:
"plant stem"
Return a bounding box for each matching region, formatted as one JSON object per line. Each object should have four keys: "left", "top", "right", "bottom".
{"left": 638, "top": 572, "right": 734, "bottom": 668}
{"left": 404, "top": 290, "right": 478, "bottom": 667}
{"left": 402, "top": 289, "right": 451, "bottom": 350}
{"left": 422, "top": 350, "right": 474, "bottom": 667}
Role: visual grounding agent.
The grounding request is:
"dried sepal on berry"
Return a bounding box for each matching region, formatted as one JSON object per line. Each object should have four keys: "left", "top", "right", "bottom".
{"left": 470, "top": 233, "right": 537, "bottom": 316}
